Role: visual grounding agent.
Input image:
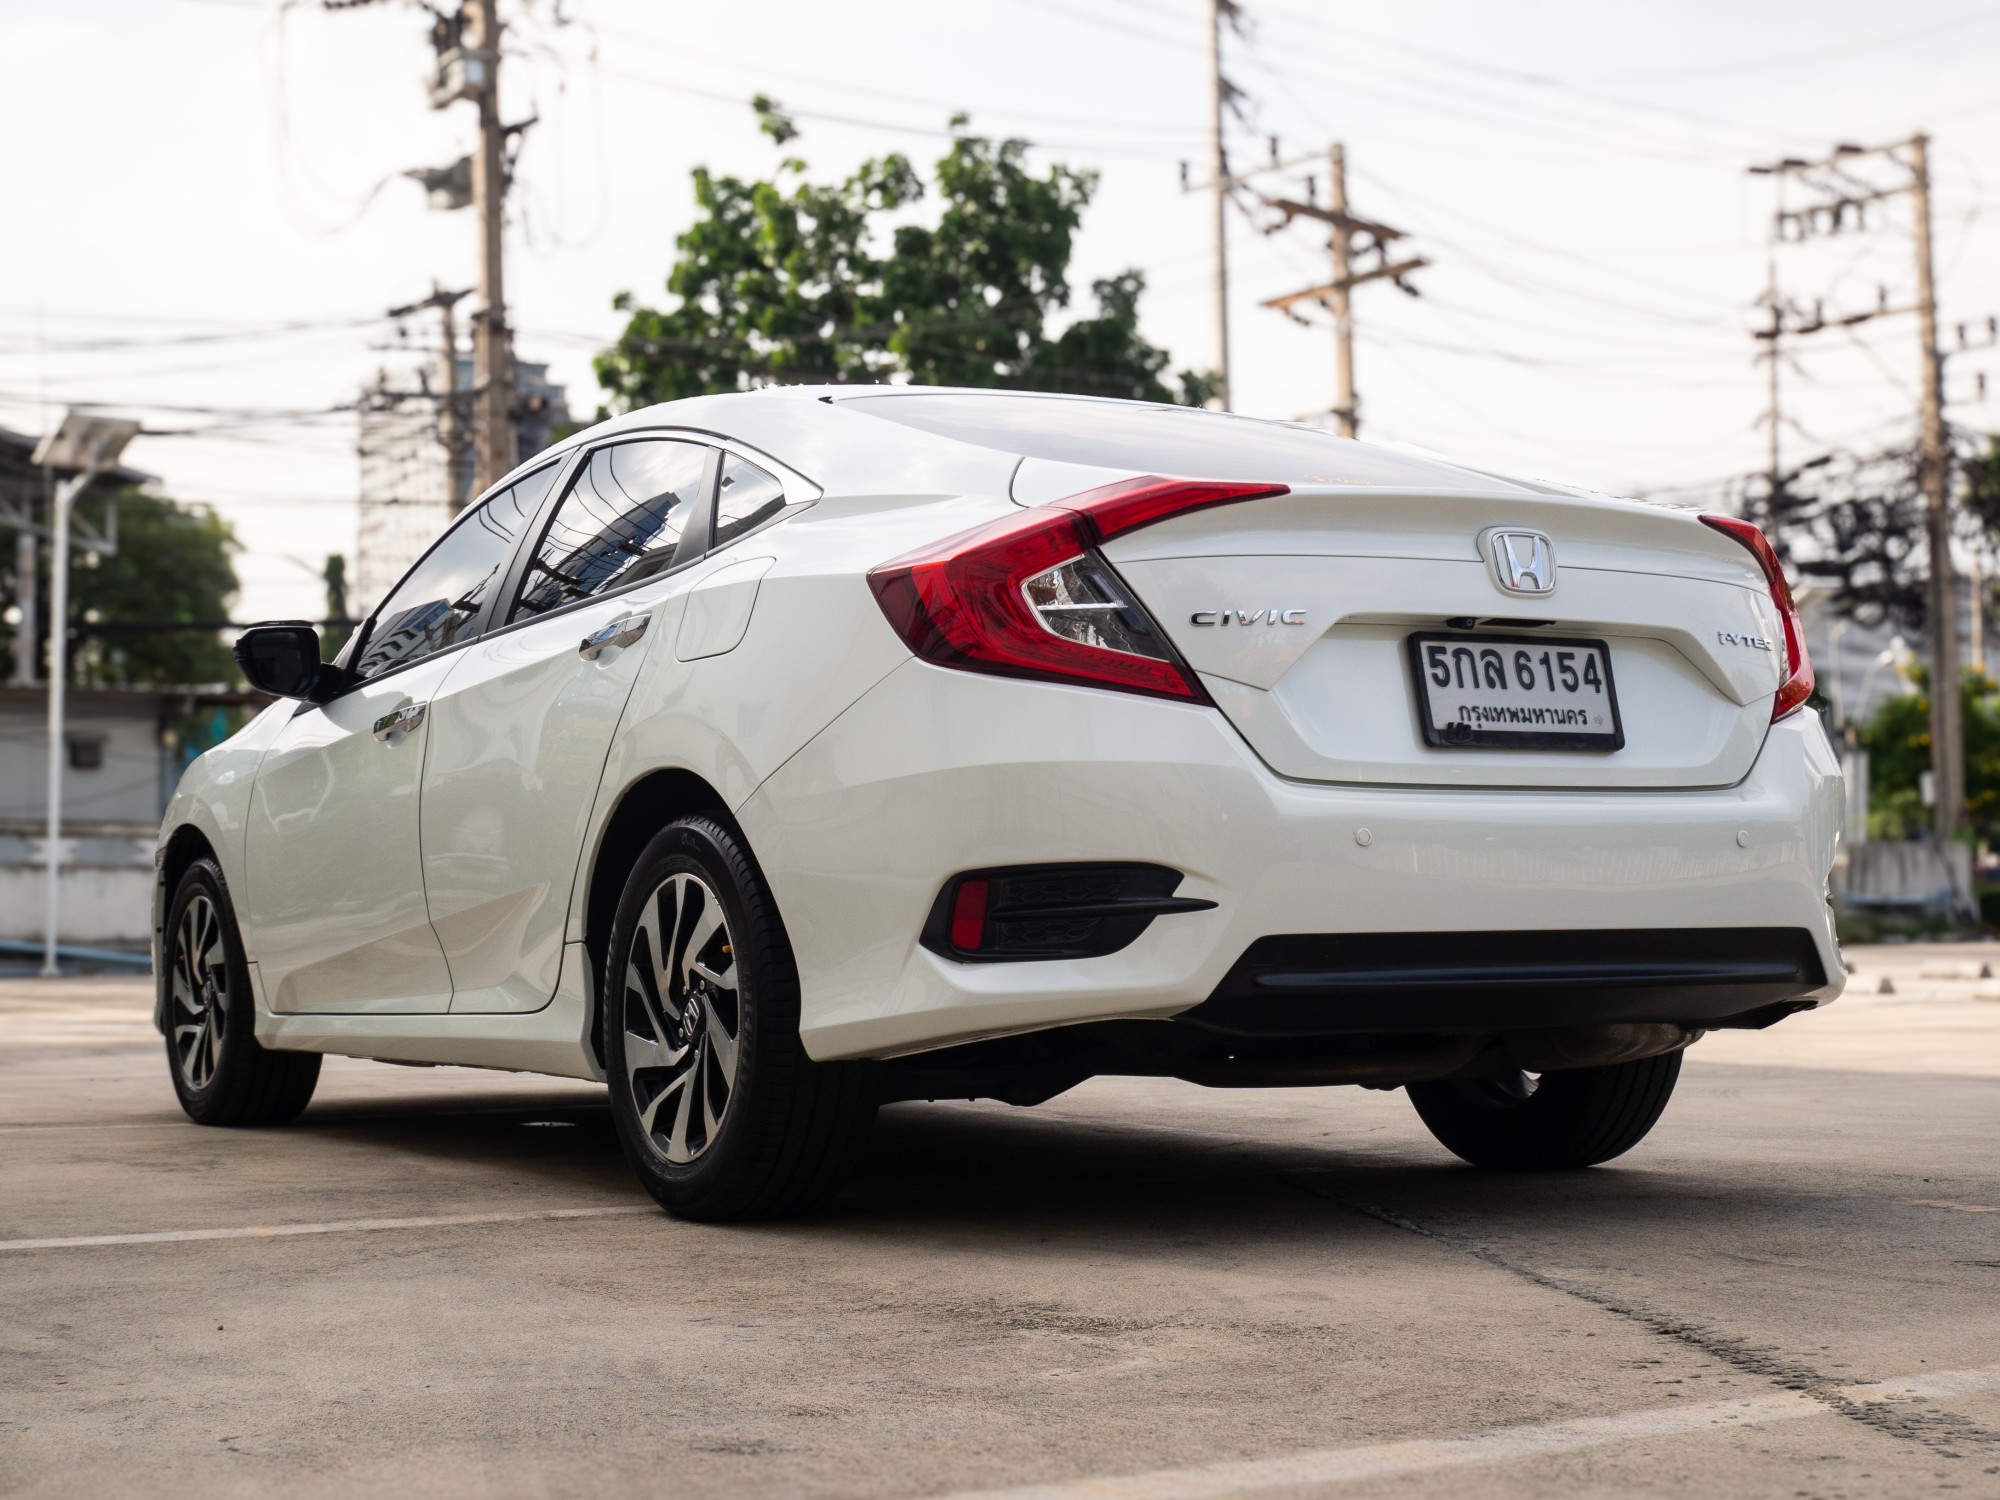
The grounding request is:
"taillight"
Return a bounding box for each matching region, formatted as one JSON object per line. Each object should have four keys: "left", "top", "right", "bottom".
{"left": 867, "top": 476, "right": 1287, "bottom": 702}
{"left": 1699, "top": 514, "right": 1816, "bottom": 721}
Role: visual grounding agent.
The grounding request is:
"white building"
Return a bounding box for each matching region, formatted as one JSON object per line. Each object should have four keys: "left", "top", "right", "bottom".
{"left": 0, "top": 684, "right": 263, "bottom": 948}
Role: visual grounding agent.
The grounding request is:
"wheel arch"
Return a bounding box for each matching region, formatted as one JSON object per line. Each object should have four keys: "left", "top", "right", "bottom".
{"left": 580, "top": 768, "right": 742, "bottom": 1053}
{"left": 154, "top": 823, "right": 221, "bottom": 1033}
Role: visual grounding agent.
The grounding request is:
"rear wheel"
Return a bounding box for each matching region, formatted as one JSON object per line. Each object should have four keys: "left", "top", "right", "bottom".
{"left": 1406, "top": 1052, "right": 1682, "bottom": 1169}
{"left": 603, "top": 817, "right": 877, "bottom": 1221}
{"left": 164, "top": 858, "right": 321, "bottom": 1126}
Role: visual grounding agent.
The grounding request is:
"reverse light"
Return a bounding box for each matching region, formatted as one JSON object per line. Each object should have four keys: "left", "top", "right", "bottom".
{"left": 867, "top": 476, "right": 1288, "bottom": 702}
{"left": 1699, "top": 513, "right": 1816, "bottom": 721}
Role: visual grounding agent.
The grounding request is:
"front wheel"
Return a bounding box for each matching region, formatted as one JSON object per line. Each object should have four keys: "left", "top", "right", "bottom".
{"left": 603, "top": 816, "right": 877, "bottom": 1221}
{"left": 164, "top": 857, "right": 321, "bottom": 1126}
{"left": 1406, "top": 1052, "right": 1682, "bottom": 1170}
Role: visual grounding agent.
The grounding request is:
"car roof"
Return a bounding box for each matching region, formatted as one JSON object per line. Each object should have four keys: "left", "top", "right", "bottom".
{"left": 533, "top": 386, "right": 1572, "bottom": 502}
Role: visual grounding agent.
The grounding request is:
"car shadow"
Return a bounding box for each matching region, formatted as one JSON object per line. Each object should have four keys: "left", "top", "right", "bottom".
{"left": 274, "top": 1080, "right": 1768, "bottom": 1256}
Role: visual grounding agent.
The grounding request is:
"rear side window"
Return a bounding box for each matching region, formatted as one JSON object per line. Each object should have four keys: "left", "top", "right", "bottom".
{"left": 713, "top": 454, "right": 789, "bottom": 549}
{"left": 512, "top": 439, "right": 710, "bottom": 623}
{"left": 840, "top": 392, "right": 1506, "bottom": 489}
{"left": 355, "top": 463, "right": 559, "bottom": 680}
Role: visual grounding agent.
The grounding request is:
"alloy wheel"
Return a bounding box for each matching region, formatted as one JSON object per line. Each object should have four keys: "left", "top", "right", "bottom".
{"left": 170, "top": 892, "right": 228, "bottom": 1091}
{"left": 622, "top": 872, "right": 742, "bottom": 1164}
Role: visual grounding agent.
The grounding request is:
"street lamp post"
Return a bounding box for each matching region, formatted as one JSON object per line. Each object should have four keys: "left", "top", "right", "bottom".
{"left": 30, "top": 413, "right": 139, "bottom": 977}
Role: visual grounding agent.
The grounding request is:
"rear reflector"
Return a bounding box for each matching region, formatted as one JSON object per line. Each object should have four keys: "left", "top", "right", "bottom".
{"left": 868, "top": 476, "right": 1287, "bottom": 702}
{"left": 950, "top": 879, "right": 990, "bottom": 952}
{"left": 1699, "top": 514, "right": 1816, "bottom": 722}
{"left": 923, "top": 863, "right": 1218, "bottom": 963}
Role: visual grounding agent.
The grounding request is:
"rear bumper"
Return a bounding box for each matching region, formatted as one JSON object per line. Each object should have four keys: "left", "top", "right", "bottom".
{"left": 1188, "top": 927, "right": 1825, "bottom": 1037}
{"left": 739, "top": 661, "right": 1845, "bottom": 1061}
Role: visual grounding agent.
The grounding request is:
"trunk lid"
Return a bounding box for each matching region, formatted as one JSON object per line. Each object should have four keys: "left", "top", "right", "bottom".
{"left": 1101, "top": 485, "right": 1785, "bottom": 790}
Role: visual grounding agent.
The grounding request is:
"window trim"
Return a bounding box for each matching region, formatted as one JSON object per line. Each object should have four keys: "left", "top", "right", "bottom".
{"left": 340, "top": 452, "right": 579, "bottom": 695}
{"left": 332, "top": 425, "right": 817, "bottom": 694}
{"left": 497, "top": 437, "right": 720, "bottom": 635}
{"left": 469, "top": 426, "right": 819, "bottom": 649}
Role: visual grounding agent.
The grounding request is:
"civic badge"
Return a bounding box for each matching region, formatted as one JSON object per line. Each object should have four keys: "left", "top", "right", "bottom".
{"left": 1485, "top": 528, "right": 1556, "bottom": 596}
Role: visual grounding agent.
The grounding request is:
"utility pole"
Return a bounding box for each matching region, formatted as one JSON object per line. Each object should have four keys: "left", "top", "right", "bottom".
{"left": 1203, "top": 0, "right": 1234, "bottom": 410}
{"left": 387, "top": 284, "right": 473, "bottom": 508}
{"left": 336, "top": 0, "right": 524, "bottom": 495}
{"left": 1750, "top": 135, "right": 1963, "bottom": 842}
{"left": 1760, "top": 255, "right": 1781, "bottom": 527}
{"left": 1909, "top": 134, "right": 1963, "bottom": 845}
{"left": 1250, "top": 144, "right": 1427, "bottom": 437}
{"left": 30, "top": 413, "right": 138, "bottom": 977}
{"left": 467, "top": 0, "right": 515, "bottom": 491}
{"left": 1326, "top": 144, "right": 1355, "bottom": 438}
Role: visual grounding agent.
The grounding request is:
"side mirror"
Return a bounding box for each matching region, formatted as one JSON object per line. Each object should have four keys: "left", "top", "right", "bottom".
{"left": 234, "top": 622, "right": 331, "bottom": 701}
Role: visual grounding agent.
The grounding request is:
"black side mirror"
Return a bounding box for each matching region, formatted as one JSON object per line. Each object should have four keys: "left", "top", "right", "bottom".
{"left": 234, "top": 622, "right": 330, "bottom": 700}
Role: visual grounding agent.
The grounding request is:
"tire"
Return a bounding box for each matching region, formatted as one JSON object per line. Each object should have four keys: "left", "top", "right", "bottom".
{"left": 1406, "top": 1051, "right": 1683, "bottom": 1170}
{"left": 603, "top": 816, "right": 878, "bottom": 1221}
{"left": 163, "top": 858, "right": 321, "bottom": 1126}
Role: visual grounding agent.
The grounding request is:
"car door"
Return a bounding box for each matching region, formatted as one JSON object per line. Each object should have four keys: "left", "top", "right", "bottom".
{"left": 241, "top": 466, "right": 558, "bottom": 1014}
{"left": 420, "top": 436, "right": 719, "bottom": 1014}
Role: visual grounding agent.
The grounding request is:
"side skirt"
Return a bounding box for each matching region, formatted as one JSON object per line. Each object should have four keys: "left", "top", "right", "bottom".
{"left": 251, "top": 942, "right": 603, "bottom": 1082}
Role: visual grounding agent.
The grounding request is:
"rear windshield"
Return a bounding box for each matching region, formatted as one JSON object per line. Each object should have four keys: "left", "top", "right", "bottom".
{"left": 839, "top": 392, "right": 1504, "bottom": 489}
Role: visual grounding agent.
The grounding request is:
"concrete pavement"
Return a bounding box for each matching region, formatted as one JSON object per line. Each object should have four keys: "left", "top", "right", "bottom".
{"left": 2, "top": 948, "right": 1998, "bottom": 1498}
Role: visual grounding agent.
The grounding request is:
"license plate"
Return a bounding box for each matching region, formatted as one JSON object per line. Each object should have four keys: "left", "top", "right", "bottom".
{"left": 1407, "top": 632, "right": 1624, "bottom": 751}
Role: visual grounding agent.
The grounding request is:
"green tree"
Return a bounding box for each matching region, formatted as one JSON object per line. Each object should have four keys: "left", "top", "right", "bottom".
{"left": 595, "top": 106, "right": 1214, "bottom": 411}
{"left": 62, "top": 489, "right": 239, "bottom": 687}
{"left": 1859, "top": 665, "right": 2000, "bottom": 842}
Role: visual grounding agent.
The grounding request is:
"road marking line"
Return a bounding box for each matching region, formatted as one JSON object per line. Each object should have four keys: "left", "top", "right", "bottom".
{"left": 1907, "top": 1199, "right": 2000, "bottom": 1213}
{"left": 0, "top": 1204, "right": 655, "bottom": 1252}
{"left": 931, "top": 1366, "right": 2000, "bottom": 1500}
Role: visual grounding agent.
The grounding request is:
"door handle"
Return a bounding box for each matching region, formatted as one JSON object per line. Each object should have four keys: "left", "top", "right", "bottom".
{"left": 580, "top": 613, "right": 650, "bottom": 661}
{"left": 372, "top": 702, "right": 427, "bottom": 742}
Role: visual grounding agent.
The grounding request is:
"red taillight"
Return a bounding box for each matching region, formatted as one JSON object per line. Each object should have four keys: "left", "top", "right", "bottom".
{"left": 1699, "top": 514, "right": 1816, "bottom": 721}
{"left": 867, "top": 476, "right": 1287, "bottom": 702}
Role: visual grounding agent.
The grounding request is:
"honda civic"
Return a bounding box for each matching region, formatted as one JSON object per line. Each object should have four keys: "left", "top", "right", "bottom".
{"left": 157, "top": 388, "right": 1844, "bottom": 1218}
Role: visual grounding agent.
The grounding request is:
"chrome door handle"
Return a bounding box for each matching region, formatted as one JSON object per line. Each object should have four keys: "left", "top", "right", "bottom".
{"left": 580, "top": 613, "right": 650, "bottom": 661}
{"left": 372, "top": 702, "right": 427, "bottom": 741}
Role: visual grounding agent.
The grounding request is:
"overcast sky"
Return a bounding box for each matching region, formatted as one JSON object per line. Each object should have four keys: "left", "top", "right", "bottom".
{"left": 4, "top": 0, "right": 1998, "bottom": 621}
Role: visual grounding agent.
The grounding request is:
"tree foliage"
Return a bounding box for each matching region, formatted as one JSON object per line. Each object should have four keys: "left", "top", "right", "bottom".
{"left": 595, "top": 109, "right": 1214, "bottom": 411}
{"left": 58, "top": 490, "right": 238, "bottom": 687}
{"left": 1860, "top": 665, "right": 2000, "bottom": 842}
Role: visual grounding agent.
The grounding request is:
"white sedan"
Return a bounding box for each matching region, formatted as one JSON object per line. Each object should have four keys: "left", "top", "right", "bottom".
{"left": 159, "top": 388, "right": 1844, "bottom": 1219}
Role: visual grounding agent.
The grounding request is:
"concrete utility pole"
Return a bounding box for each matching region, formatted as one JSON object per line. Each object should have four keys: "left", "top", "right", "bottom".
{"left": 1761, "top": 255, "right": 1782, "bottom": 524}
{"left": 387, "top": 283, "right": 474, "bottom": 509}
{"left": 31, "top": 412, "right": 138, "bottom": 977}
{"left": 1910, "top": 134, "right": 1963, "bottom": 844}
{"left": 1204, "top": 0, "right": 1232, "bottom": 410}
{"left": 1252, "top": 143, "right": 1427, "bottom": 437}
{"left": 1750, "top": 134, "right": 1966, "bottom": 842}
{"left": 1327, "top": 145, "right": 1355, "bottom": 438}
{"left": 467, "top": 0, "right": 516, "bottom": 492}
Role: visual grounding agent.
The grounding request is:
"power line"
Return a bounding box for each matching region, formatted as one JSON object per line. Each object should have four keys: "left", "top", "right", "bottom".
{"left": 590, "top": 62, "right": 1188, "bottom": 161}
{"left": 1254, "top": 4, "right": 1828, "bottom": 152}
{"left": 1344, "top": 165, "right": 1748, "bottom": 313}
{"left": 1601, "top": 4, "right": 2000, "bottom": 81}
{"left": 589, "top": 21, "right": 1206, "bottom": 145}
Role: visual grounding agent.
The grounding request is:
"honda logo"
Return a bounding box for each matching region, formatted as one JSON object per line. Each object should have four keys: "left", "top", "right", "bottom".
{"left": 1486, "top": 529, "right": 1556, "bottom": 596}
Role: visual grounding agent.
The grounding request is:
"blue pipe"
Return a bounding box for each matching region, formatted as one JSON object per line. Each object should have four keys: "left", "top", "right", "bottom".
{"left": 0, "top": 938, "right": 151, "bottom": 969}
